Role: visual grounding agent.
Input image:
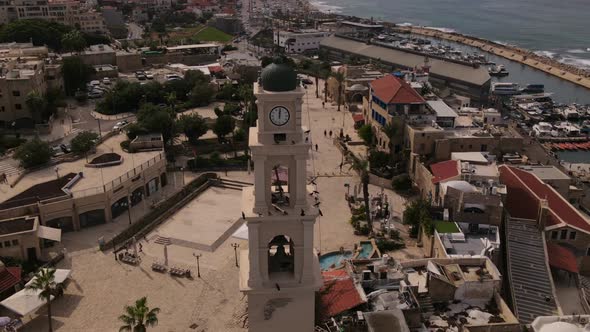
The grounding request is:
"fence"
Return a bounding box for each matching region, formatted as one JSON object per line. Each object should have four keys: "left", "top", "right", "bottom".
{"left": 73, "top": 151, "right": 166, "bottom": 198}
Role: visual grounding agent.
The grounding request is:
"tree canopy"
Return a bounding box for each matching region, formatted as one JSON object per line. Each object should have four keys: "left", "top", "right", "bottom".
{"left": 14, "top": 137, "right": 52, "bottom": 168}
{"left": 118, "top": 297, "right": 160, "bottom": 332}
{"left": 97, "top": 81, "right": 144, "bottom": 114}
{"left": 25, "top": 91, "right": 46, "bottom": 122}
{"left": 137, "top": 103, "right": 177, "bottom": 143}
{"left": 177, "top": 113, "right": 208, "bottom": 144}
{"left": 62, "top": 57, "right": 95, "bottom": 96}
{"left": 213, "top": 115, "right": 235, "bottom": 142}
{"left": 61, "top": 30, "right": 87, "bottom": 53}
{"left": 190, "top": 83, "right": 215, "bottom": 107}
{"left": 70, "top": 131, "right": 99, "bottom": 155}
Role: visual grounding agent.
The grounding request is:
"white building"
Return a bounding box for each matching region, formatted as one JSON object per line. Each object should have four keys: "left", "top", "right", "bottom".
{"left": 274, "top": 29, "right": 330, "bottom": 54}
{"left": 0, "top": 0, "right": 107, "bottom": 35}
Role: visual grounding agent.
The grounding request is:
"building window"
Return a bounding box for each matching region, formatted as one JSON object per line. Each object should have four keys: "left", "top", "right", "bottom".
{"left": 551, "top": 231, "right": 558, "bottom": 240}
{"left": 0, "top": 242, "right": 3, "bottom": 248}
{"left": 569, "top": 231, "right": 577, "bottom": 240}
{"left": 3, "top": 241, "right": 9, "bottom": 247}
{"left": 560, "top": 229, "right": 568, "bottom": 240}
{"left": 12, "top": 91, "right": 20, "bottom": 97}
{"left": 11, "top": 239, "right": 18, "bottom": 246}
{"left": 15, "top": 104, "right": 21, "bottom": 110}
{"left": 481, "top": 144, "right": 487, "bottom": 152}
{"left": 587, "top": 247, "right": 590, "bottom": 256}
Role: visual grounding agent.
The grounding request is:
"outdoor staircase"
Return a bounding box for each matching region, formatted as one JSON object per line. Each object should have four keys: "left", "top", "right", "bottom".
{"left": 417, "top": 293, "right": 434, "bottom": 314}
{"left": 213, "top": 178, "right": 253, "bottom": 191}
{"left": 154, "top": 236, "right": 171, "bottom": 246}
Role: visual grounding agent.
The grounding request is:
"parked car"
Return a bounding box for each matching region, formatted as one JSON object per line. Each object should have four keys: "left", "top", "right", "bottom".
{"left": 59, "top": 144, "right": 70, "bottom": 153}
{"left": 88, "top": 91, "right": 103, "bottom": 99}
{"left": 135, "top": 71, "right": 146, "bottom": 80}
{"left": 102, "top": 77, "right": 111, "bottom": 85}
{"left": 51, "top": 146, "right": 64, "bottom": 157}
{"left": 165, "top": 74, "right": 182, "bottom": 81}
{"left": 301, "top": 78, "right": 313, "bottom": 85}
{"left": 145, "top": 72, "right": 154, "bottom": 80}
{"left": 115, "top": 120, "right": 129, "bottom": 127}
{"left": 90, "top": 80, "right": 101, "bottom": 86}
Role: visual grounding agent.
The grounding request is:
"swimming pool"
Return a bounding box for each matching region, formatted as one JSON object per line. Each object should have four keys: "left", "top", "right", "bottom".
{"left": 319, "top": 251, "right": 353, "bottom": 271}
{"left": 357, "top": 242, "right": 374, "bottom": 259}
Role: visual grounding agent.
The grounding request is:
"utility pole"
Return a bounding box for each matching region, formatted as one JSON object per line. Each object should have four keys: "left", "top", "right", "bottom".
{"left": 96, "top": 118, "right": 102, "bottom": 138}
{"left": 193, "top": 252, "right": 202, "bottom": 278}
{"left": 127, "top": 193, "right": 133, "bottom": 225}
{"left": 231, "top": 243, "right": 240, "bottom": 267}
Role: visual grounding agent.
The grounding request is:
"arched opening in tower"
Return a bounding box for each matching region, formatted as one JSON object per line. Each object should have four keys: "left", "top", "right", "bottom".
{"left": 270, "top": 165, "right": 290, "bottom": 207}
{"left": 268, "top": 235, "right": 295, "bottom": 276}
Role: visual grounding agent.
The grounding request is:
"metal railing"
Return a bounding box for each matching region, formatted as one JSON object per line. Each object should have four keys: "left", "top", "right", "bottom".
{"left": 73, "top": 151, "right": 166, "bottom": 198}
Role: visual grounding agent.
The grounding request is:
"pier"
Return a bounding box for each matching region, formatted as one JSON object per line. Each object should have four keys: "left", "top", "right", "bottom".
{"left": 394, "top": 26, "right": 590, "bottom": 91}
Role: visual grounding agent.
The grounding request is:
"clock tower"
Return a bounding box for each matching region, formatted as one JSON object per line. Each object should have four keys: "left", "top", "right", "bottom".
{"left": 239, "top": 61, "right": 322, "bottom": 332}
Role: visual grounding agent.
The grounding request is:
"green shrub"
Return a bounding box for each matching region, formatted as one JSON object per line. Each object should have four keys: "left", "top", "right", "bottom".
{"left": 376, "top": 238, "right": 406, "bottom": 252}
{"left": 392, "top": 173, "right": 412, "bottom": 193}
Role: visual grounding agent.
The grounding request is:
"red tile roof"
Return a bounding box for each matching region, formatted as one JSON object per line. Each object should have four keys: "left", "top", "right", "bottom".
{"left": 499, "top": 165, "right": 590, "bottom": 234}
{"left": 352, "top": 114, "right": 365, "bottom": 123}
{"left": 430, "top": 160, "right": 460, "bottom": 184}
{"left": 547, "top": 243, "right": 578, "bottom": 273}
{"left": 208, "top": 65, "right": 223, "bottom": 73}
{"left": 370, "top": 75, "right": 425, "bottom": 105}
{"left": 320, "top": 270, "right": 365, "bottom": 318}
{"left": 0, "top": 267, "right": 21, "bottom": 293}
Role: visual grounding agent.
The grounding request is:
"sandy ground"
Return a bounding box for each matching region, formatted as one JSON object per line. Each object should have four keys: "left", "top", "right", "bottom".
{"left": 19, "top": 78, "right": 422, "bottom": 331}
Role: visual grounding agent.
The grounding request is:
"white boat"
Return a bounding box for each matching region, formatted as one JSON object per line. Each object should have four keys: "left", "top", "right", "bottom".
{"left": 491, "top": 82, "right": 520, "bottom": 95}
{"left": 532, "top": 122, "right": 553, "bottom": 137}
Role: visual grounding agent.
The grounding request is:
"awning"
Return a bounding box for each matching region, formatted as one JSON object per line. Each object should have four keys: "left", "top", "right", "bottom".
{"left": 37, "top": 226, "right": 61, "bottom": 242}
{"left": 25, "top": 269, "right": 71, "bottom": 287}
{"left": 1, "top": 269, "right": 71, "bottom": 316}
{"left": 547, "top": 243, "right": 579, "bottom": 274}
{"left": 352, "top": 114, "right": 365, "bottom": 123}
{"left": 0, "top": 288, "right": 54, "bottom": 316}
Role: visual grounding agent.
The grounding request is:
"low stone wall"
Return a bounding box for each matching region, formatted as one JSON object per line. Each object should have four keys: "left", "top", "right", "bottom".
{"left": 101, "top": 172, "right": 218, "bottom": 251}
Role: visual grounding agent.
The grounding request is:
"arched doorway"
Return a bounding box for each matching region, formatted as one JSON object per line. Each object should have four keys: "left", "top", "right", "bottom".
{"left": 79, "top": 209, "right": 106, "bottom": 229}
{"left": 268, "top": 235, "right": 294, "bottom": 276}
{"left": 45, "top": 216, "right": 74, "bottom": 233}
{"left": 111, "top": 196, "right": 129, "bottom": 219}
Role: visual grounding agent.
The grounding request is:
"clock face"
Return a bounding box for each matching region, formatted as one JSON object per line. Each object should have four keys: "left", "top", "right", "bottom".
{"left": 269, "top": 106, "right": 290, "bottom": 126}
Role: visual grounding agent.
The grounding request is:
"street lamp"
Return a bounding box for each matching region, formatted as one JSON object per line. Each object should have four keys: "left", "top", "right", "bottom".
{"left": 231, "top": 243, "right": 240, "bottom": 267}
{"left": 193, "top": 252, "right": 202, "bottom": 278}
{"left": 54, "top": 166, "right": 60, "bottom": 180}
{"left": 181, "top": 167, "right": 185, "bottom": 187}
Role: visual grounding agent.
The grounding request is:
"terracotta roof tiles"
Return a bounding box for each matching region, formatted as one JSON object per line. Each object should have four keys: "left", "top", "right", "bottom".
{"left": 370, "top": 75, "right": 425, "bottom": 105}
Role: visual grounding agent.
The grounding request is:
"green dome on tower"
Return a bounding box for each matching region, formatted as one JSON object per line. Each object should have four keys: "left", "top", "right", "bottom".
{"left": 260, "top": 61, "right": 298, "bottom": 92}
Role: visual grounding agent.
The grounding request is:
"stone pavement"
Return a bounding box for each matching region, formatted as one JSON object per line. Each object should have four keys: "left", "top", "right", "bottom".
{"left": 19, "top": 78, "right": 423, "bottom": 331}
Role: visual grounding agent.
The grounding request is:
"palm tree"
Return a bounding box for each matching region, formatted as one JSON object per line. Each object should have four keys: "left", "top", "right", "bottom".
{"left": 309, "top": 64, "right": 321, "bottom": 98}
{"left": 118, "top": 297, "right": 160, "bottom": 332}
{"left": 348, "top": 156, "right": 372, "bottom": 233}
{"left": 330, "top": 71, "right": 345, "bottom": 112}
{"left": 26, "top": 268, "right": 61, "bottom": 332}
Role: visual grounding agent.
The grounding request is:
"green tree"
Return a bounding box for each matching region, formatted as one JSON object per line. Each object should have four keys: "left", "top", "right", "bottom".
{"left": 125, "top": 123, "right": 148, "bottom": 140}
{"left": 403, "top": 198, "right": 433, "bottom": 237}
{"left": 217, "top": 83, "right": 235, "bottom": 100}
{"left": 141, "top": 81, "right": 165, "bottom": 105}
{"left": 14, "top": 137, "right": 52, "bottom": 168}
{"left": 184, "top": 70, "right": 209, "bottom": 87}
{"left": 0, "top": 19, "right": 72, "bottom": 50}
{"left": 45, "top": 88, "right": 65, "bottom": 119}
{"left": 177, "top": 113, "right": 208, "bottom": 144}
{"left": 97, "top": 81, "right": 143, "bottom": 114}
{"left": 213, "top": 114, "right": 235, "bottom": 142}
{"left": 358, "top": 124, "right": 374, "bottom": 146}
{"left": 61, "top": 30, "right": 87, "bottom": 53}
{"left": 137, "top": 103, "right": 176, "bottom": 143}
{"left": 164, "top": 79, "right": 191, "bottom": 102}
{"left": 62, "top": 56, "right": 95, "bottom": 95}
{"left": 70, "top": 131, "right": 99, "bottom": 157}
{"left": 348, "top": 157, "right": 372, "bottom": 233}
{"left": 190, "top": 83, "right": 214, "bottom": 107}
{"left": 25, "top": 91, "right": 46, "bottom": 122}
{"left": 118, "top": 297, "right": 160, "bottom": 332}
{"left": 330, "top": 71, "right": 345, "bottom": 112}
{"left": 26, "top": 268, "right": 62, "bottom": 332}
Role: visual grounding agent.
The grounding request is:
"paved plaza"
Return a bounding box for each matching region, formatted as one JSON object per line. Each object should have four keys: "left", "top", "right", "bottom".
{"left": 18, "top": 78, "right": 423, "bottom": 331}
{"left": 148, "top": 186, "right": 244, "bottom": 251}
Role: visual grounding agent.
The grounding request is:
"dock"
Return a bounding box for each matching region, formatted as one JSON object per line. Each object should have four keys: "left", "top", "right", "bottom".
{"left": 394, "top": 26, "right": 590, "bottom": 90}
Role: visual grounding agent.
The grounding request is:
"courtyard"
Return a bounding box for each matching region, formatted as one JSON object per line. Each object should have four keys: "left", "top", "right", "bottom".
{"left": 16, "top": 77, "right": 422, "bottom": 331}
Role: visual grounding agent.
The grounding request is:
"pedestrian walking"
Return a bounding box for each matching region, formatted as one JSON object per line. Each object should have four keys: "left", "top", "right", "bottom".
{"left": 329, "top": 130, "right": 332, "bottom": 137}
{"left": 324, "top": 130, "right": 327, "bottom": 137}
{"left": 322, "top": 101, "right": 325, "bottom": 108}
{"left": 315, "top": 144, "right": 318, "bottom": 151}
